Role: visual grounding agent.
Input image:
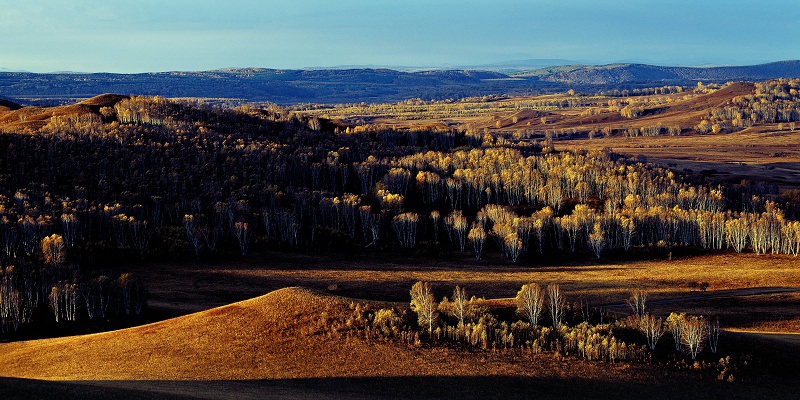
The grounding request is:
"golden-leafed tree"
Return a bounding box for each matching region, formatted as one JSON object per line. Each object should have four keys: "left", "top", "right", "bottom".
{"left": 41, "top": 234, "right": 66, "bottom": 266}
{"left": 410, "top": 281, "right": 437, "bottom": 335}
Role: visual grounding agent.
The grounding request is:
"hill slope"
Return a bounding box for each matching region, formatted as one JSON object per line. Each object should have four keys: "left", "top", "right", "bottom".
{"left": 0, "top": 93, "right": 125, "bottom": 132}
{"left": 0, "top": 287, "right": 420, "bottom": 380}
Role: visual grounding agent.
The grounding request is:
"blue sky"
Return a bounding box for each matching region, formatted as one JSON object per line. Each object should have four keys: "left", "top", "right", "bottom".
{"left": 0, "top": 0, "right": 798, "bottom": 73}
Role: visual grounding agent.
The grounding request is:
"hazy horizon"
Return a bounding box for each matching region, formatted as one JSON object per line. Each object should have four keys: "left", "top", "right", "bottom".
{"left": 1, "top": 0, "right": 798, "bottom": 74}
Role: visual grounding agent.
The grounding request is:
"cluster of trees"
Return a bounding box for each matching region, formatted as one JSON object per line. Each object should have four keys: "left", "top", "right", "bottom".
{"left": 296, "top": 93, "right": 608, "bottom": 124}
{"left": 300, "top": 281, "right": 725, "bottom": 367}
{"left": 406, "top": 281, "right": 721, "bottom": 362}
{"left": 0, "top": 94, "right": 797, "bottom": 269}
{"left": 597, "top": 85, "right": 687, "bottom": 98}
{"left": 583, "top": 80, "right": 800, "bottom": 137}
{"left": 0, "top": 230, "right": 146, "bottom": 334}
{"left": 707, "top": 79, "right": 800, "bottom": 131}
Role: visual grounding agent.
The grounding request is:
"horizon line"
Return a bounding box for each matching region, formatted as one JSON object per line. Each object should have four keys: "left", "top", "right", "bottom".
{"left": 3, "top": 59, "right": 798, "bottom": 76}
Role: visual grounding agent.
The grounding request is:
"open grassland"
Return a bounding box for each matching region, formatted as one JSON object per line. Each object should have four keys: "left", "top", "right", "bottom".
{"left": 562, "top": 128, "right": 800, "bottom": 191}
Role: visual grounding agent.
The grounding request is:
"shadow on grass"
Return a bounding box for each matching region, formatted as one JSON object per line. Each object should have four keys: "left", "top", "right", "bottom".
{"left": 1, "top": 374, "right": 794, "bottom": 400}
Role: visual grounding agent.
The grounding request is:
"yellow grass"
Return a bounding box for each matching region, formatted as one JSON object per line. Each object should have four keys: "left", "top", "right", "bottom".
{"left": 0, "top": 287, "right": 645, "bottom": 383}
{"left": 202, "top": 253, "right": 800, "bottom": 304}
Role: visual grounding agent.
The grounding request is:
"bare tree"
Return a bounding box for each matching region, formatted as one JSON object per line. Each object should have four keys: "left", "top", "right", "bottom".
{"left": 183, "top": 214, "right": 203, "bottom": 257}
{"left": 233, "top": 221, "right": 250, "bottom": 256}
{"left": 627, "top": 289, "right": 647, "bottom": 318}
{"left": 410, "top": 281, "right": 438, "bottom": 335}
{"left": 547, "top": 283, "right": 566, "bottom": 328}
{"left": 392, "top": 212, "right": 419, "bottom": 249}
{"left": 60, "top": 213, "right": 78, "bottom": 248}
{"left": 49, "top": 281, "right": 78, "bottom": 322}
{"left": 516, "top": 283, "right": 544, "bottom": 326}
{"left": 707, "top": 318, "right": 721, "bottom": 354}
{"left": 452, "top": 285, "right": 468, "bottom": 326}
{"left": 681, "top": 315, "right": 707, "bottom": 360}
{"left": 129, "top": 218, "right": 151, "bottom": 258}
{"left": 638, "top": 313, "right": 665, "bottom": 350}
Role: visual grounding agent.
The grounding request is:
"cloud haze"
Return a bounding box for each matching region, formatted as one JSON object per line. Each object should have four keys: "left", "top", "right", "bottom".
{"left": 0, "top": 0, "right": 797, "bottom": 72}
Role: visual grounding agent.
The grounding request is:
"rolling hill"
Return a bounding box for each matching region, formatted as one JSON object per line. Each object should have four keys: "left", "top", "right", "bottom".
{"left": 0, "top": 287, "right": 796, "bottom": 399}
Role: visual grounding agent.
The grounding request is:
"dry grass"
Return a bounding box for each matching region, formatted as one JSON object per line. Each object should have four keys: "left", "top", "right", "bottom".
{"left": 130, "top": 252, "right": 800, "bottom": 334}
{"left": 563, "top": 128, "right": 800, "bottom": 190}
{"left": 0, "top": 287, "right": 661, "bottom": 385}
{"left": 1, "top": 262, "right": 798, "bottom": 398}
{"left": 145, "top": 252, "right": 799, "bottom": 303}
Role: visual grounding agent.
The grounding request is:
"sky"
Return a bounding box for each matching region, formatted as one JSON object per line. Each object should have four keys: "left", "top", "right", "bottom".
{"left": 0, "top": 0, "right": 798, "bottom": 73}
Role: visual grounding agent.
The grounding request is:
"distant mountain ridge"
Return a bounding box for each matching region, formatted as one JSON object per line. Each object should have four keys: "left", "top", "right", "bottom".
{"left": 534, "top": 61, "right": 800, "bottom": 85}
{"left": 1, "top": 61, "right": 799, "bottom": 105}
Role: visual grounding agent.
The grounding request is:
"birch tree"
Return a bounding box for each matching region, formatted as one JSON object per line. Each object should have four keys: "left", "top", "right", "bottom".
{"left": 547, "top": 283, "right": 566, "bottom": 328}
{"left": 638, "top": 313, "right": 665, "bottom": 350}
{"left": 515, "top": 283, "right": 544, "bottom": 326}
{"left": 681, "top": 315, "right": 707, "bottom": 360}
{"left": 468, "top": 224, "right": 486, "bottom": 260}
{"left": 410, "top": 281, "right": 438, "bottom": 335}
{"left": 627, "top": 289, "right": 647, "bottom": 318}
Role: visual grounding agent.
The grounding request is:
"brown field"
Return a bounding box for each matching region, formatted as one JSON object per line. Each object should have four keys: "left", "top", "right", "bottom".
{"left": 135, "top": 251, "right": 800, "bottom": 330}
{"left": 561, "top": 129, "right": 800, "bottom": 191}
{"left": 1, "top": 283, "right": 798, "bottom": 400}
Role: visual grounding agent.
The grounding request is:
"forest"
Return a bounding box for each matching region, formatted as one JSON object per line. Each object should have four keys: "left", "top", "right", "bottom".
{"left": 0, "top": 85, "right": 799, "bottom": 338}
